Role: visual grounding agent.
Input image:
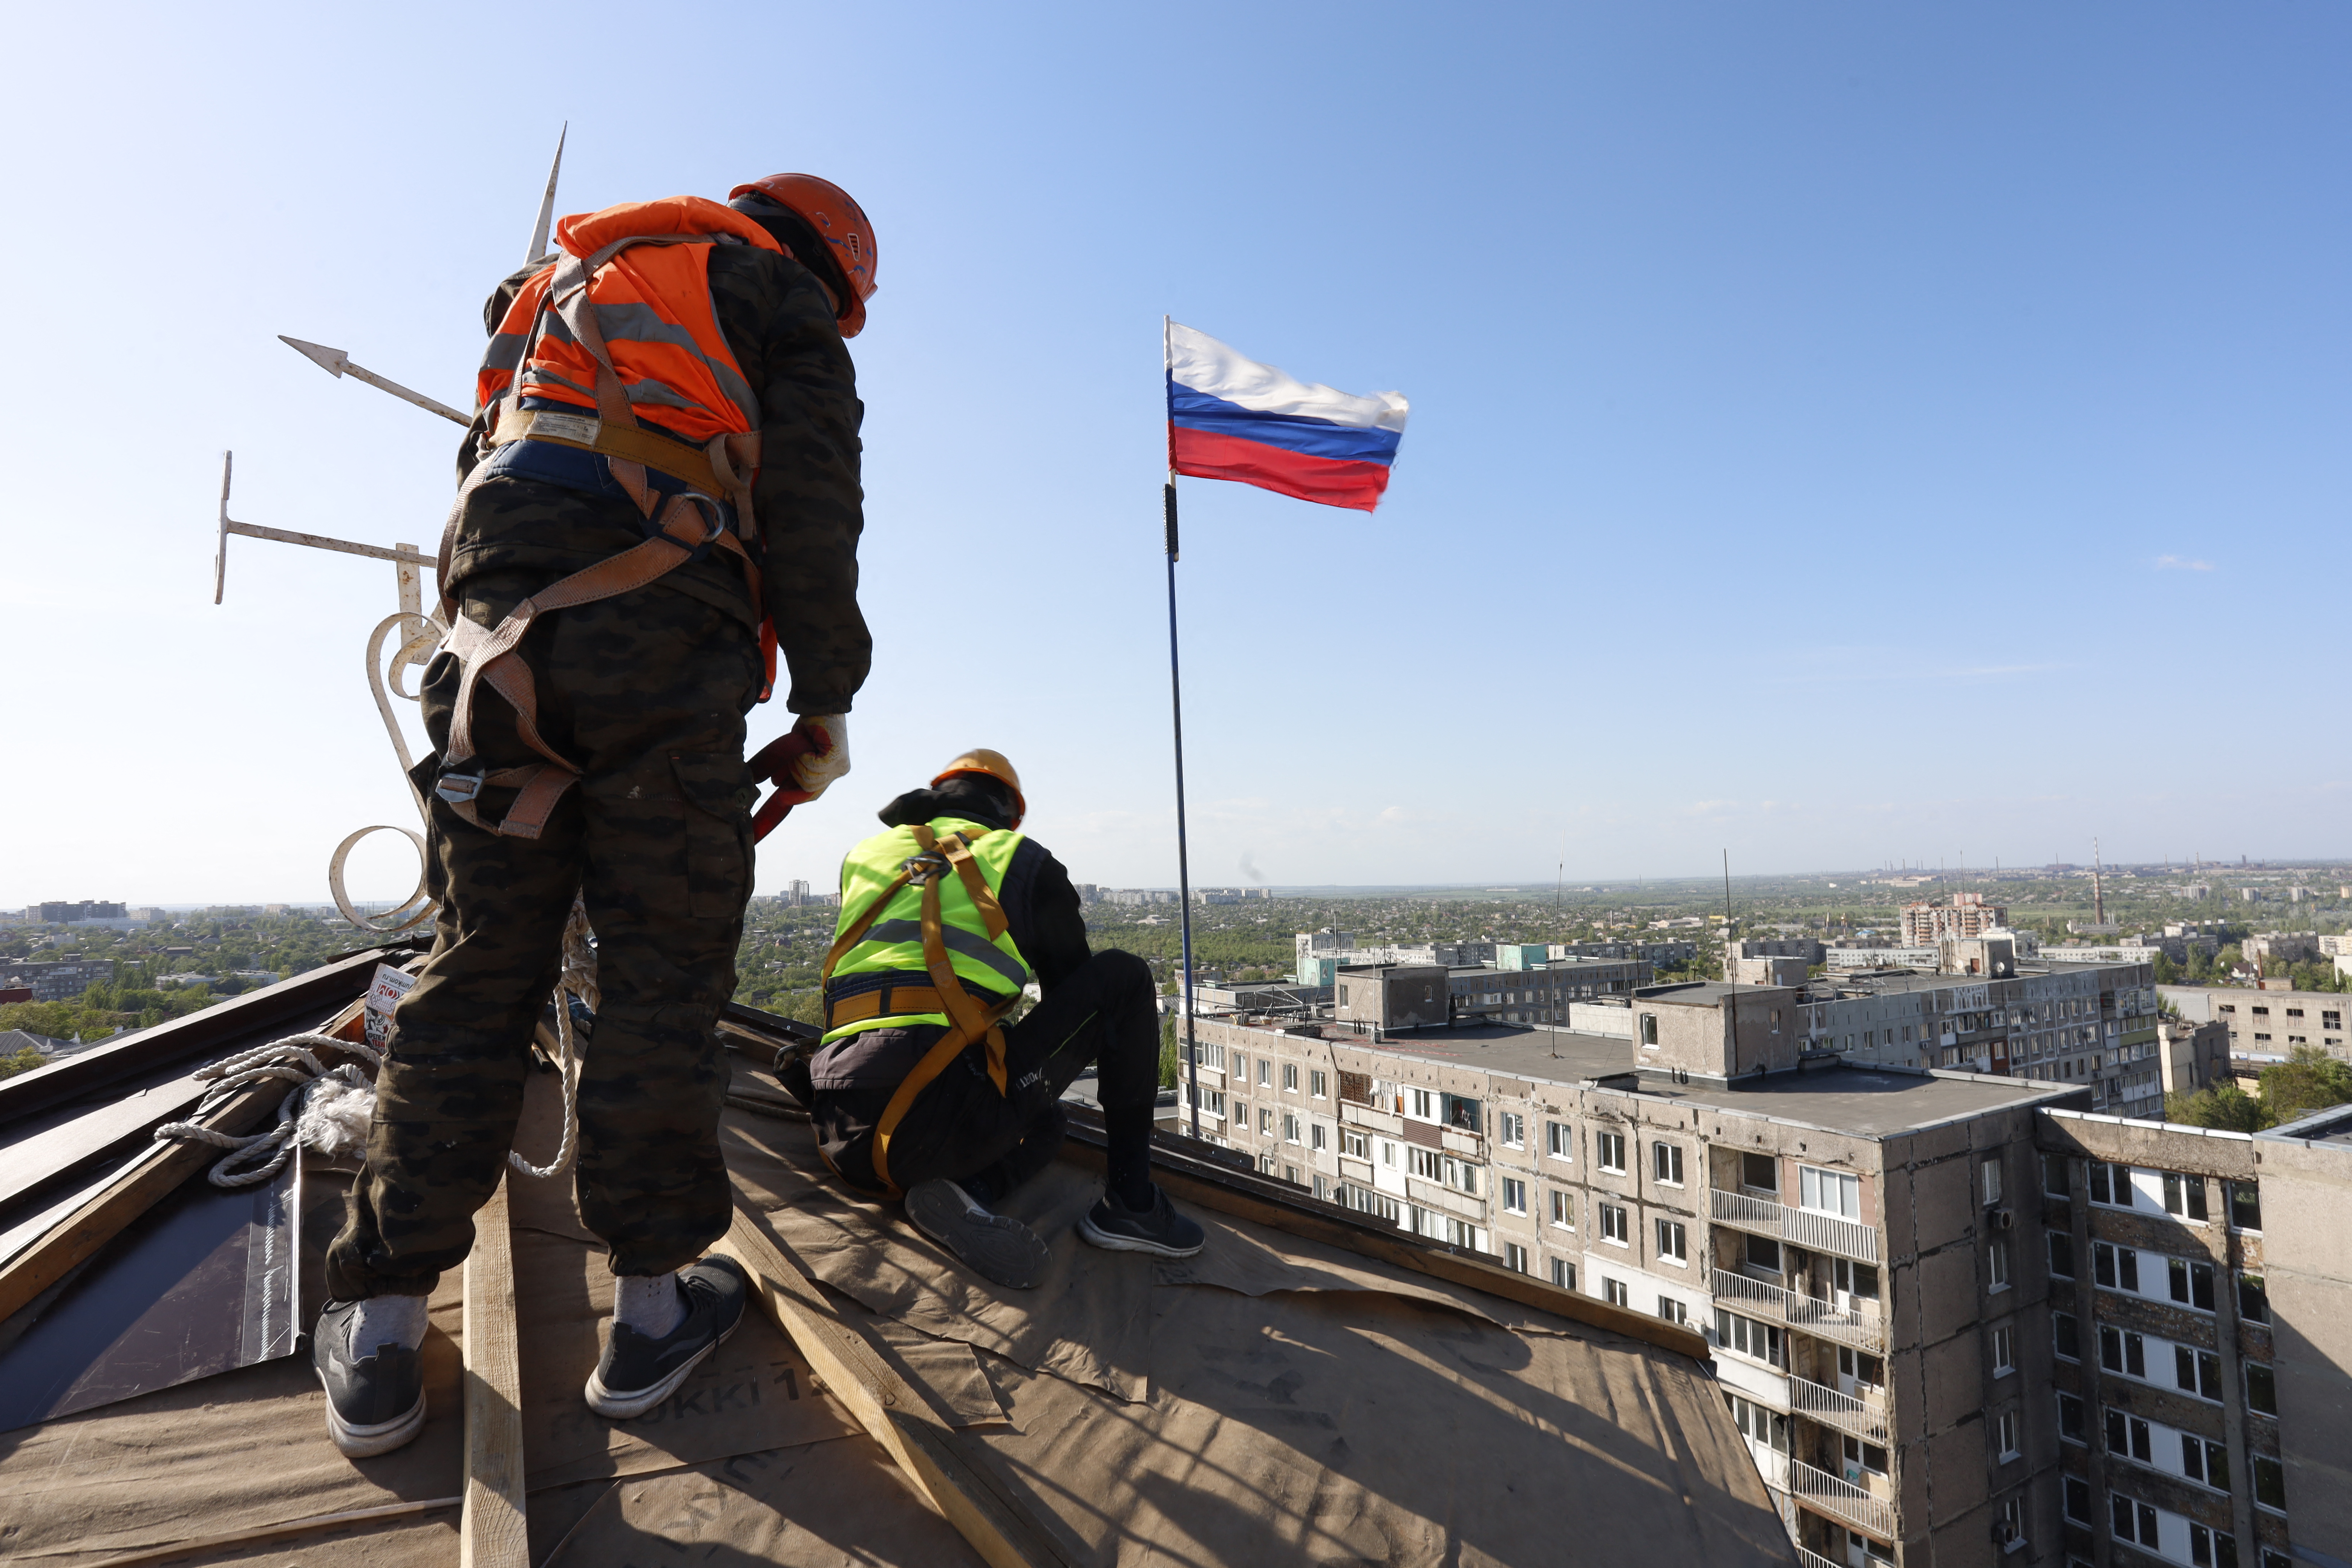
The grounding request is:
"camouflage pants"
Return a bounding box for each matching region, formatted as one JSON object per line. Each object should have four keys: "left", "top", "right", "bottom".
{"left": 325, "top": 567, "right": 763, "bottom": 1298}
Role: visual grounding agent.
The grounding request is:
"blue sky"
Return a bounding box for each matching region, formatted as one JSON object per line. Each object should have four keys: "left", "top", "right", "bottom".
{"left": 3, "top": 3, "right": 2345, "bottom": 904}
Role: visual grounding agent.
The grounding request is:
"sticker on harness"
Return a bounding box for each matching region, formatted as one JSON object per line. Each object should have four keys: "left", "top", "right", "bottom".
{"left": 532, "top": 411, "right": 601, "bottom": 445}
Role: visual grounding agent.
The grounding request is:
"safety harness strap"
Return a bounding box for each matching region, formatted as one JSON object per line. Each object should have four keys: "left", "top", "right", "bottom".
{"left": 429, "top": 240, "right": 766, "bottom": 841}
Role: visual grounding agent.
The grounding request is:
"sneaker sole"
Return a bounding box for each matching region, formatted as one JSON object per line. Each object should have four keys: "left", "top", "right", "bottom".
{"left": 1077, "top": 1211, "right": 1204, "bottom": 1259}
{"left": 583, "top": 1314, "right": 741, "bottom": 1420}
{"left": 324, "top": 1390, "right": 427, "bottom": 1458}
{"left": 905, "top": 1182, "right": 1052, "bottom": 1290}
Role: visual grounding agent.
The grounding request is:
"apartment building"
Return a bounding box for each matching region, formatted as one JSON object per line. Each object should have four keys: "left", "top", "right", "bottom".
{"left": 2034, "top": 1102, "right": 2352, "bottom": 1568}
{"left": 0, "top": 959, "right": 114, "bottom": 1001}
{"left": 1902, "top": 893, "right": 2009, "bottom": 947}
{"left": 1329, "top": 954, "right": 1654, "bottom": 1030}
{"left": 2160, "top": 988, "right": 2349, "bottom": 1064}
{"left": 1176, "top": 986, "right": 2089, "bottom": 1565}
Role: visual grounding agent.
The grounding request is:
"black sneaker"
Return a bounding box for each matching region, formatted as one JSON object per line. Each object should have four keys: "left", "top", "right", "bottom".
{"left": 584, "top": 1256, "right": 748, "bottom": 1419}
{"left": 1078, "top": 1184, "right": 1205, "bottom": 1259}
{"left": 312, "top": 1299, "right": 427, "bottom": 1458}
{"left": 905, "top": 1178, "right": 1052, "bottom": 1290}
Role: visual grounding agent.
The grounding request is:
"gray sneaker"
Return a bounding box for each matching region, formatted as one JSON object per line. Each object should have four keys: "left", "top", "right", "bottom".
{"left": 313, "top": 1299, "right": 427, "bottom": 1458}
{"left": 584, "top": 1256, "right": 748, "bottom": 1419}
{"left": 905, "top": 1178, "right": 1052, "bottom": 1289}
{"left": 1078, "top": 1184, "right": 1205, "bottom": 1259}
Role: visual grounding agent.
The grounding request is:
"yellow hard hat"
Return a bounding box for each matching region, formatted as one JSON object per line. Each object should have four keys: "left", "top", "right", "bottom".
{"left": 933, "top": 748, "right": 1025, "bottom": 820}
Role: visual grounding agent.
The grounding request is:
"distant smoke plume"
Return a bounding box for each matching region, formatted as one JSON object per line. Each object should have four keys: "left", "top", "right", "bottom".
{"left": 1239, "top": 851, "right": 1266, "bottom": 885}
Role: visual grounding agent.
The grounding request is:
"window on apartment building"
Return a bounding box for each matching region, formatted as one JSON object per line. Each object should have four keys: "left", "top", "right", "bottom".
{"left": 1842, "top": 1433, "right": 1889, "bottom": 1475}
{"left": 1995, "top": 1410, "right": 2020, "bottom": 1461}
{"left": 2327, "top": 1010, "right": 2343, "bottom": 1031}
{"left": 1309, "top": 1069, "right": 1327, "bottom": 1098}
{"left": 2062, "top": 1477, "right": 2092, "bottom": 1525}
{"left": 1410, "top": 1088, "right": 1434, "bottom": 1119}
{"left": 2181, "top": 1434, "right": 2231, "bottom": 1493}
{"left": 1503, "top": 1242, "right": 1528, "bottom": 1274}
{"left": 1312, "top": 1174, "right": 1330, "bottom": 1201}
{"left": 1259, "top": 1059, "right": 1272, "bottom": 1087}
{"left": 1639, "top": 1013, "right": 1658, "bottom": 1047}
{"left": 1499, "top": 1111, "right": 1525, "bottom": 1147}
{"left": 1282, "top": 1063, "right": 1298, "bottom": 1092}
{"left": 1740, "top": 1151, "right": 1775, "bottom": 1191}
{"left": 1746, "top": 1233, "right": 1782, "bottom": 1273}
{"left": 1380, "top": 1139, "right": 1397, "bottom": 1167}
{"left": 1282, "top": 1114, "right": 1301, "bottom": 1144}
{"left": 2287, "top": 1008, "right": 2305, "bottom": 1019}
{"left": 2254, "top": 1033, "right": 2272, "bottom": 1044}
{"left": 1798, "top": 1164, "right": 1860, "bottom": 1219}
{"left": 1597, "top": 1131, "right": 1626, "bottom": 1172}
{"left": 1549, "top": 1190, "right": 1575, "bottom": 1229}
{"left": 2228, "top": 1179, "right": 2263, "bottom": 1232}
{"left": 2239, "top": 1272, "right": 2269, "bottom": 1323}
{"left": 1260, "top": 1152, "right": 1277, "bottom": 1175}
{"left": 1655, "top": 1219, "right": 1687, "bottom": 1263}
{"left": 2087, "top": 1160, "right": 2123, "bottom": 1206}
{"left": 1408, "top": 1146, "right": 1443, "bottom": 1182}
{"left": 2106, "top": 1410, "right": 2153, "bottom": 1462}
{"left": 2168, "top": 1257, "right": 2216, "bottom": 1311}
{"left": 2245, "top": 1361, "right": 2277, "bottom": 1415}
{"left": 1599, "top": 1203, "right": 1628, "bottom": 1245}
{"left": 2056, "top": 1392, "right": 2085, "bottom": 1442}
{"left": 2254, "top": 1456, "right": 2287, "bottom": 1512}
{"left": 2174, "top": 1345, "right": 2222, "bottom": 1400}
{"left": 1550, "top": 1257, "right": 1576, "bottom": 1290}
{"left": 1259, "top": 1108, "right": 1274, "bottom": 1135}
{"left": 2099, "top": 1325, "right": 2146, "bottom": 1378}
{"left": 1546, "top": 1120, "right": 1573, "bottom": 1160}
{"left": 1337, "top": 1070, "right": 1370, "bottom": 1105}
{"left": 1991, "top": 1325, "right": 2015, "bottom": 1375}
{"left": 1338, "top": 986, "right": 1350, "bottom": 1006}
{"left": 2185, "top": 1524, "right": 2230, "bottom": 1568}
{"left": 2252, "top": 1006, "right": 2270, "bottom": 1018}
{"left": 2094, "top": 1241, "right": 2141, "bottom": 1292}
{"left": 1726, "top": 1395, "right": 1791, "bottom": 1453}
{"left": 1837, "top": 1346, "right": 1885, "bottom": 1390}
{"left": 1981, "top": 1157, "right": 2004, "bottom": 1206}
{"left": 2111, "top": 1496, "right": 2162, "bottom": 1550}
{"left": 2041, "top": 1152, "right": 2070, "bottom": 1196}
{"left": 1998, "top": 1496, "right": 2026, "bottom": 1551}
{"left": 1658, "top": 1297, "right": 1688, "bottom": 1326}
{"left": 1502, "top": 1178, "right": 1527, "bottom": 1215}
{"left": 1603, "top": 1277, "right": 1629, "bottom": 1308}
{"left": 1307, "top": 1124, "right": 1326, "bottom": 1153}
{"left": 1284, "top": 1164, "right": 1301, "bottom": 1185}
{"left": 1714, "top": 1311, "right": 1787, "bottom": 1367}
{"left": 2220, "top": 1004, "right": 2236, "bottom": 1015}
{"left": 1652, "top": 1141, "right": 1684, "bottom": 1185}
{"left": 2047, "top": 1233, "right": 2075, "bottom": 1279}
{"left": 1233, "top": 1099, "right": 1249, "bottom": 1128}
{"left": 1341, "top": 1128, "right": 1368, "bottom": 1160}
{"left": 2163, "top": 1171, "right": 2210, "bottom": 1221}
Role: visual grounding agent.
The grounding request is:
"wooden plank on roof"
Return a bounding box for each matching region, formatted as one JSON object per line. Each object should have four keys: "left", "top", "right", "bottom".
{"left": 711, "top": 1202, "right": 1078, "bottom": 1568}
{"left": 460, "top": 1174, "right": 528, "bottom": 1568}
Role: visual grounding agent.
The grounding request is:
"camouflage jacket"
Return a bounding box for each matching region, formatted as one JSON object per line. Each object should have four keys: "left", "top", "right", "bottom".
{"left": 450, "top": 243, "right": 871, "bottom": 716}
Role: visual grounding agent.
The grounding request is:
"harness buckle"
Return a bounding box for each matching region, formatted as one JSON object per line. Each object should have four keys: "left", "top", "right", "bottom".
{"left": 899, "top": 851, "right": 949, "bottom": 886}
{"left": 435, "top": 769, "right": 485, "bottom": 806}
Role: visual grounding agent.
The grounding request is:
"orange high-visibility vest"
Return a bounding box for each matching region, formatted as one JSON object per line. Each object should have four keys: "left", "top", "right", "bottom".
{"left": 478, "top": 196, "right": 781, "bottom": 445}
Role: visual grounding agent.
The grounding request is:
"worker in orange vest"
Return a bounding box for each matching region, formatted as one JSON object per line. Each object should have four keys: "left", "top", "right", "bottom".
{"left": 315, "top": 175, "right": 874, "bottom": 1458}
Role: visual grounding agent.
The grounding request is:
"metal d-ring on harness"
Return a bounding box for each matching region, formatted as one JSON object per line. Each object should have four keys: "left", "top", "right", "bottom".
{"left": 819, "top": 825, "right": 1022, "bottom": 1194}
{"left": 429, "top": 236, "right": 765, "bottom": 841}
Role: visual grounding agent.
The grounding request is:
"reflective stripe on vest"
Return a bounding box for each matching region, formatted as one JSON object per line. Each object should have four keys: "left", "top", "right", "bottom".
{"left": 822, "top": 817, "right": 1030, "bottom": 1044}
{"left": 476, "top": 196, "right": 780, "bottom": 447}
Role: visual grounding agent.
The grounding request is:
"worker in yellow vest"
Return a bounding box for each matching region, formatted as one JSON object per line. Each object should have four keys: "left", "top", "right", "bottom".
{"left": 792, "top": 749, "right": 1204, "bottom": 1286}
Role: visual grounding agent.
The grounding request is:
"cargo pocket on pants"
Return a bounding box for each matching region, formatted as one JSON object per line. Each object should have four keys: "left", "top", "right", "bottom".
{"left": 671, "top": 751, "right": 755, "bottom": 919}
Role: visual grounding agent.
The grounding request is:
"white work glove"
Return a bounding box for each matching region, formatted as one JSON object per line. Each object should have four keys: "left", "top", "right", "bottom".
{"left": 787, "top": 714, "right": 851, "bottom": 799}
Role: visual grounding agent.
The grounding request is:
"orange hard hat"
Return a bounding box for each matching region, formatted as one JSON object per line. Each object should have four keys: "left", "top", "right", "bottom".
{"left": 728, "top": 173, "right": 877, "bottom": 337}
{"left": 934, "top": 748, "right": 1024, "bottom": 822}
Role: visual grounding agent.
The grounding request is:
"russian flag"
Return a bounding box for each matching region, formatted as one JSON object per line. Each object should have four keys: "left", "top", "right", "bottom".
{"left": 1166, "top": 322, "right": 1409, "bottom": 513}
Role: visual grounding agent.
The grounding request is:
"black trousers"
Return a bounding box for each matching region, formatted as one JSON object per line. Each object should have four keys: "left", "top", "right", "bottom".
{"left": 812, "top": 949, "right": 1159, "bottom": 1195}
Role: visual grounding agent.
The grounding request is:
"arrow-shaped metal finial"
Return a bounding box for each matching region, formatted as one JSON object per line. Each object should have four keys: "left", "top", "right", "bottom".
{"left": 277, "top": 335, "right": 470, "bottom": 426}
{"left": 527, "top": 122, "right": 567, "bottom": 265}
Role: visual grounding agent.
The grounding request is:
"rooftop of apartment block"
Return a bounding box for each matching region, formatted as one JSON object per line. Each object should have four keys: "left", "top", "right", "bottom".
{"left": 1276, "top": 1018, "right": 2083, "bottom": 1134}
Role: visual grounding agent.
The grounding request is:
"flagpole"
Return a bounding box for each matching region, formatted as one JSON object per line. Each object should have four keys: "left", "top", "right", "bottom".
{"left": 1165, "top": 317, "right": 1204, "bottom": 1141}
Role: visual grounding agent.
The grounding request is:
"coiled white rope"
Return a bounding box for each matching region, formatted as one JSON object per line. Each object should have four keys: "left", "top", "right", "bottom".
{"left": 153, "top": 1034, "right": 384, "bottom": 1188}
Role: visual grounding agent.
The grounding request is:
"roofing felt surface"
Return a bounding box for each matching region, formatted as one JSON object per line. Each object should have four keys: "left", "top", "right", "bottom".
{"left": 0, "top": 975, "right": 1797, "bottom": 1568}
{"left": 1634, "top": 1064, "right": 2073, "bottom": 1136}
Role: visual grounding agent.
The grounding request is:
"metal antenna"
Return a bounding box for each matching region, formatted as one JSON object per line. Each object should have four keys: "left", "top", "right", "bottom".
{"left": 526, "top": 123, "right": 568, "bottom": 265}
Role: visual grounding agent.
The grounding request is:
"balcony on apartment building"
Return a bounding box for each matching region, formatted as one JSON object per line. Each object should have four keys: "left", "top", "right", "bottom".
{"left": 1790, "top": 1459, "right": 1896, "bottom": 1541}
{"left": 1786, "top": 1376, "right": 1890, "bottom": 1446}
{"left": 1710, "top": 1186, "right": 1880, "bottom": 1263}
{"left": 1710, "top": 1269, "right": 1887, "bottom": 1351}
{"left": 1795, "top": 1547, "right": 1844, "bottom": 1568}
